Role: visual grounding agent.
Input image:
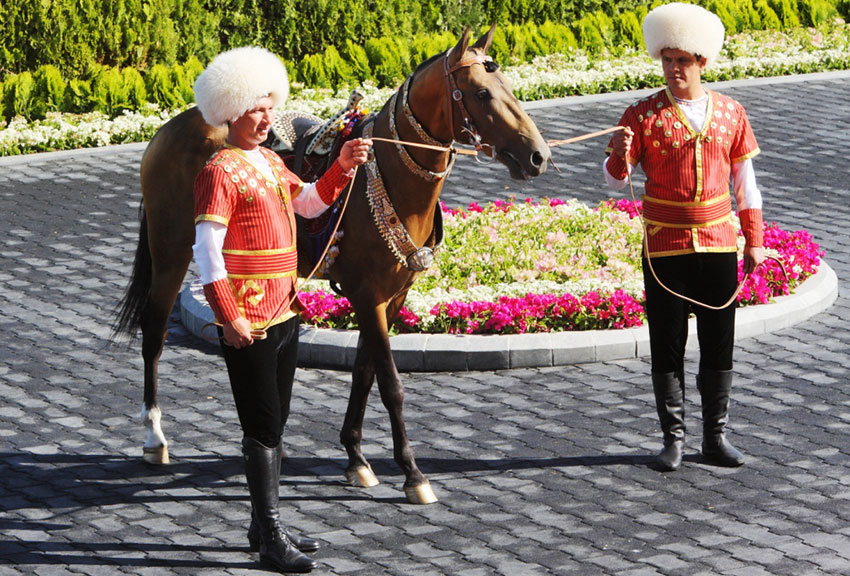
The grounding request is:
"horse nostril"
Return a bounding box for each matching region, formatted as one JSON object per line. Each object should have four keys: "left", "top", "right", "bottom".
{"left": 530, "top": 151, "right": 544, "bottom": 168}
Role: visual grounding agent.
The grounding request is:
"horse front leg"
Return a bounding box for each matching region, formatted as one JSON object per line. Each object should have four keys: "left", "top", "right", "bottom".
{"left": 340, "top": 338, "right": 380, "bottom": 488}
{"left": 355, "top": 302, "right": 437, "bottom": 504}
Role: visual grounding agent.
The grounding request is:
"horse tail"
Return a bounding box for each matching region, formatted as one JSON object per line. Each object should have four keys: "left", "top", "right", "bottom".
{"left": 112, "top": 202, "right": 152, "bottom": 340}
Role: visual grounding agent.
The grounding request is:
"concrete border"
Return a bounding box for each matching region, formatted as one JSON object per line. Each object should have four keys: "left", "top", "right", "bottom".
{"left": 180, "top": 260, "right": 837, "bottom": 371}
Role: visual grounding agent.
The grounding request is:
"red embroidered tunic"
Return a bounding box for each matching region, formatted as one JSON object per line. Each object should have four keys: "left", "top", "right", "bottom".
{"left": 606, "top": 88, "right": 762, "bottom": 257}
{"left": 194, "top": 146, "right": 349, "bottom": 329}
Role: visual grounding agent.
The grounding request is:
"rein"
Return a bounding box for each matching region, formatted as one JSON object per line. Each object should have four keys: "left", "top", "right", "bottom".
{"left": 204, "top": 139, "right": 476, "bottom": 343}
{"left": 201, "top": 166, "right": 358, "bottom": 343}
{"left": 203, "top": 53, "right": 496, "bottom": 344}
{"left": 546, "top": 126, "right": 787, "bottom": 311}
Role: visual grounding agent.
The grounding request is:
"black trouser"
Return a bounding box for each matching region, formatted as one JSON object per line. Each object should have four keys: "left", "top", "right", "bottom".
{"left": 219, "top": 316, "right": 300, "bottom": 447}
{"left": 643, "top": 252, "right": 737, "bottom": 374}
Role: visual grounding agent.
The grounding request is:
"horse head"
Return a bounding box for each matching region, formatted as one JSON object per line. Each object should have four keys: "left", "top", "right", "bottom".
{"left": 408, "top": 25, "right": 551, "bottom": 180}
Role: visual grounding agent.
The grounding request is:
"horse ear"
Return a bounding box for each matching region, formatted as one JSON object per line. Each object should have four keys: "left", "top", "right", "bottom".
{"left": 448, "top": 28, "right": 471, "bottom": 65}
{"left": 471, "top": 23, "right": 497, "bottom": 53}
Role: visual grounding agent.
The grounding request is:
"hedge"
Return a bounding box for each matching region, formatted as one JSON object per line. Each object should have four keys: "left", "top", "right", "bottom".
{"left": 1, "top": 0, "right": 846, "bottom": 120}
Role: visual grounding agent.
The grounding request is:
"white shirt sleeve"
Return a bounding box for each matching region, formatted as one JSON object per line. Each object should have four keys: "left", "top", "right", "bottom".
{"left": 292, "top": 182, "right": 332, "bottom": 219}
{"left": 731, "top": 158, "right": 762, "bottom": 211}
{"left": 192, "top": 221, "right": 228, "bottom": 284}
{"left": 603, "top": 156, "right": 633, "bottom": 190}
{"left": 292, "top": 167, "right": 355, "bottom": 219}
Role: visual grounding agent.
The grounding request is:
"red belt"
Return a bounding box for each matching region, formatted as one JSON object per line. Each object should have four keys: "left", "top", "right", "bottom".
{"left": 223, "top": 248, "right": 297, "bottom": 279}
{"left": 642, "top": 193, "right": 732, "bottom": 228}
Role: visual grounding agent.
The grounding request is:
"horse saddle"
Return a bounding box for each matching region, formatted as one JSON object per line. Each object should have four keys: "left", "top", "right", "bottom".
{"left": 268, "top": 90, "right": 365, "bottom": 179}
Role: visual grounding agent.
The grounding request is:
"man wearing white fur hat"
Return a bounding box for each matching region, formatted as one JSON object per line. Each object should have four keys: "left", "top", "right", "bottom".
{"left": 604, "top": 3, "right": 765, "bottom": 472}
{"left": 192, "top": 46, "right": 370, "bottom": 573}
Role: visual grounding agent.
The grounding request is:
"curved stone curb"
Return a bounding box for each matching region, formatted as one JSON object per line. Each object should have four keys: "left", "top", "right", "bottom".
{"left": 180, "top": 261, "right": 837, "bottom": 372}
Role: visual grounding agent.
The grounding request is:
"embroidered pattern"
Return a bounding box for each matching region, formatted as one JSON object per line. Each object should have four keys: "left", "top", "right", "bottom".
{"left": 388, "top": 86, "right": 455, "bottom": 182}
{"left": 362, "top": 121, "right": 438, "bottom": 271}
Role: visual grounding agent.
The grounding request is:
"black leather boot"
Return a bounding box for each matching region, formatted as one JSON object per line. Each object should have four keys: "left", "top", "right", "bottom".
{"left": 246, "top": 436, "right": 317, "bottom": 554}
{"left": 243, "top": 437, "right": 317, "bottom": 573}
{"left": 652, "top": 371, "right": 685, "bottom": 471}
{"left": 248, "top": 511, "right": 320, "bottom": 554}
{"left": 698, "top": 369, "right": 745, "bottom": 467}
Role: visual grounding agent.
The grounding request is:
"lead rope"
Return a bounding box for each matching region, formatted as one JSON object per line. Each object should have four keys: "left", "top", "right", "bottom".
{"left": 202, "top": 136, "right": 476, "bottom": 343}
{"left": 204, "top": 124, "right": 788, "bottom": 344}
{"left": 549, "top": 125, "right": 786, "bottom": 311}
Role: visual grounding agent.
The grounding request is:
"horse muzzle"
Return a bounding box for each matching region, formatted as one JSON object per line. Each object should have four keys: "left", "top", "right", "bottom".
{"left": 498, "top": 144, "right": 550, "bottom": 180}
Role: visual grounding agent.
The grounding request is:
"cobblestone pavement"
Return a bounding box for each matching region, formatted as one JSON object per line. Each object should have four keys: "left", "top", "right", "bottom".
{"left": 1, "top": 71, "right": 849, "bottom": 575}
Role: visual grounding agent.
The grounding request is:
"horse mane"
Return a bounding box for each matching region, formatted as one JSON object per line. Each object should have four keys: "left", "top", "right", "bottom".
{"left": 413, "top": 52, "right": 443, "bottom": 74}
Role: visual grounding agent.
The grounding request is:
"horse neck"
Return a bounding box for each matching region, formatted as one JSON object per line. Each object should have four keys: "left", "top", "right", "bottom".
{"left": 371, "top": 65, "right": 453, "bottom": 226}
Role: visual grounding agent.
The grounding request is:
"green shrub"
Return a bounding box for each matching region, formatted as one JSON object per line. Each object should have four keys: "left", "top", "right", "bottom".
{"left": 574, "top": 13, "right": 608, "bottom": 54}
{"left": 364, "top": 37, "right": 411, "bottom": 86}
{"left": 533, "top": 21, "right": 579, "bottom": 56}
{"left": 755, "top": 0, "right": 784, "bottom": 30}
{"left": 184, "top": 56, "right": 205, "bottom": 81}
{"left": 614, "top": 11, "right": 643, "bottom": 49}
{"left": 63, "top": 79, "right": 93, "bottom": 114}
{"left": 706, "top": 0, "right": 747, "bottom": 34}
{"left": 122, "top": 68, "right": 147, "bottom": 111}
{"left": 798, "top": 0, "right": 839, "bottom": 26}
{"left": 170, "top": 63, "right": 194, "bottom": 108}
{"left": 340, "top": 40, "right": 373, "bottom": 84}
{"left": 409, "top": 31, "right": 457, "bottom": 68}
{"left": 297, "top": 53, "right": 330, "bottom": 88}
{"left": 92, "top": 65, "right": 130, "bottom": 115}
{"left": 489, "top": 27, "right": 512, "bottom": 65}
{"left": 768, "top": 0, "right": 802, "bottom": 28}
{"left": 320, "top": 45, "right": 353, "bottom": 88}
{"left": 32, "top": 65, "right": 67, "bottom": 119}
{"left": 145, "top": 63, "right": 179, "bottom": 110}
{"left": 492, "top": 25, "right": 526, "bottom": 64}
{"left": 2, "top": 72, "right": 35, "bottom": 120}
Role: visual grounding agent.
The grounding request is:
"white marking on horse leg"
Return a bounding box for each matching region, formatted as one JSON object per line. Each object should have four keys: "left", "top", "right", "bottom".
{"left": 141, "top": 405, "right": 170, "bottom": 464}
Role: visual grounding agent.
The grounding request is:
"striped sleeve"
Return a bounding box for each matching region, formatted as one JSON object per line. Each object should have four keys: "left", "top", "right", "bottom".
{"left": 605, "top": 105, "right": 641, "bottom": 180}
{"left": 730, "top": 103, "right": 760, "bottom": 164}
{"left": 194, "top": 164, "right": 237, "bottom": 226}
{"left": 316, "top": 160, "right": 353, "bottom": 205}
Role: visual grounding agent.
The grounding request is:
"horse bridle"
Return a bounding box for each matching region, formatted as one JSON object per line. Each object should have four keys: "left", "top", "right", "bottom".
{"left": 390, "top": 49, "right": 498, "bottom": 166}
{"left": 443, "top": 50, "right": 497, "bottom": 160}
{"left": 354, "top": 49, "right": 500, "bottom": 272}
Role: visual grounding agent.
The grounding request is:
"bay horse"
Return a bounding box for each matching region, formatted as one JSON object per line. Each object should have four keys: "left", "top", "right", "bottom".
{"left": 113, "top": 26, "right": 550, "bottom": 504}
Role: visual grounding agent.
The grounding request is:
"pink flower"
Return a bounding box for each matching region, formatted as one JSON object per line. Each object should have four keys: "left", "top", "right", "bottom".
{"left": 299, "top": 203, "right": 821, "bottom": 335}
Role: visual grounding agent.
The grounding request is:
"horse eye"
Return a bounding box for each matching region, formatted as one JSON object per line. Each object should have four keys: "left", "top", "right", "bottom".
{"left": 484, "top": 60, "right": 500, "bottom": 73}
{"left": 476, "top": 89, "right": 491, "bottom": 101}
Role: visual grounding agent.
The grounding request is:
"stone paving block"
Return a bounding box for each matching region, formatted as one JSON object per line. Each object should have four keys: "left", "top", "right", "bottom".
{"left": 3, "top": 74, "right": 850, "bottom": 576}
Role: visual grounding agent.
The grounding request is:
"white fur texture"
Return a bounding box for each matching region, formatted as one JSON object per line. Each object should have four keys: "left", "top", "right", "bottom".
{"left": 643, "top": 2, "right": 725, "bottom": 67}
{"left": 193, "top": 46, "right": 289, "bottom": 127}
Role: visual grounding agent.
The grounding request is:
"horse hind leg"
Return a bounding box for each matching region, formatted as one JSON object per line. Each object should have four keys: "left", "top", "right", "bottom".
{"left": 340, "top": 338, "right": 380, "bottom": 488}
{"left": 139, "top": 259, "right": 190, "bottom": 465}
{"left": 141, "top": 404, "right": 169, "bottom": 464}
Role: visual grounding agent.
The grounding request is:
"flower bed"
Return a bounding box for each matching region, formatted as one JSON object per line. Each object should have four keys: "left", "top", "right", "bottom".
{"left": 298, "top": 198, "right": 823, "bottom": 335}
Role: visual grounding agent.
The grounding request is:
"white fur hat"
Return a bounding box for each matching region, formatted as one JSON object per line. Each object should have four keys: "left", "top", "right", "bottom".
{"left": 643, "top": 2, "right": 725, "bottom": 67}
{"left": 193, "top": 46, "right": 289, "bottom": 127}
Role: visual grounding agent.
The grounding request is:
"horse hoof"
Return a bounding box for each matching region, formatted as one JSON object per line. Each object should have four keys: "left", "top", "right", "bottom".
{"left": 344, "top": 465, "right": 379, "bottom": 488}
{"left": 142, "top": 445, "right": 170, "bottom": 465}
{"left": 404, "top": 481, "right": 438, "bottom": 505}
